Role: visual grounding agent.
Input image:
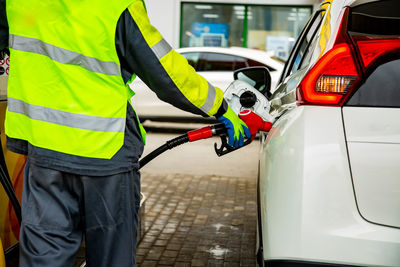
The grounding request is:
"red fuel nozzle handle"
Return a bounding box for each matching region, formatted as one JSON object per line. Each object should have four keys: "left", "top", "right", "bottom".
{"left": 187, "top": 111, "right": 270, "bottom": 143}
{"left": 211, "top": 112, "right": 271, "bottom": 157}
{"left": 187, "top": 123, "right": 226, "bottom": 142}
{"left": 239, "top": 110, "right": 272, "bottom": 141}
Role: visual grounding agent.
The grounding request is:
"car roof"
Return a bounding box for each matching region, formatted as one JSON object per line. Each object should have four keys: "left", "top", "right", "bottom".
{"left": 346, "top": 0, "right": 382, "bottom": 7}
{"left": 176, "top": 46, "right": 284, "bottom": 71}
{"left": 321, "top": 0, "right": 382, "bottom": 8}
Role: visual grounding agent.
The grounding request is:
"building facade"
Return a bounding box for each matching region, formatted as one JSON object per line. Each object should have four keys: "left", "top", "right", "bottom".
{"left": 146, "top": 0, "right": 321, "bottom": 59}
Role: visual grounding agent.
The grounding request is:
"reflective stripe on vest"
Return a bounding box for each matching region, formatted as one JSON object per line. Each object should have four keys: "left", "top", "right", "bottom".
{"left": 200, "top": 82, "right": 217, "bottom": 115}
{"left": 8, "top": 98, "right": 125, "bottom": 132}
{"left": 151, "top": 39, "right": 172, "bottom": 60}
{"left": 9, "top": 35, "right": 121, "bottom": 76}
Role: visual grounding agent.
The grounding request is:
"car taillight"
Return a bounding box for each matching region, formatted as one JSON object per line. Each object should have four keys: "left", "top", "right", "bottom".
{"left": 297, "top": 8, "right": 361, "bottom": 106}
{"left": 297, "top": 6, "right": 400, "bottom": 106}
{"left": 298, "top": 43, "right": 359, "bottom": 104}
{"left": 352, "top": 36, "right": 400, "bottom": 70}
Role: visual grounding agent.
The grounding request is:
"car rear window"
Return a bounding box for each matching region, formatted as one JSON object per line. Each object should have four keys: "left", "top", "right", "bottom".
{"left": 349, "top": 0, "right": 400, "bottom": 35}
{"left": 346, "top": 58, "right": 400, "bottom": 107}
{"left": 346, "top": 1, "right": 400, "bottom": 108}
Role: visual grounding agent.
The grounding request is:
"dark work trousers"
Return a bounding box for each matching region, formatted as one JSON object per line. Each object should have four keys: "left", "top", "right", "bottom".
{"left": 19, "top": 159, "right": 141, "bottom": 267}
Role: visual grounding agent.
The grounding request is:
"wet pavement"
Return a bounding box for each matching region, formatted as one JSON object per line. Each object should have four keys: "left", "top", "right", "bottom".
{"left": 137, "top": 172, "right": 257, "bottom": 267}
{"left": 74, "top": 132, "right": 260, "bottom": 266}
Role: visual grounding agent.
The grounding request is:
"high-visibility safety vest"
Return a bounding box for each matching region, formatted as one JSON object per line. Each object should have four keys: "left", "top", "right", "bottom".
{"left": 6, "top": 0, "right": 136, "bottom": 159}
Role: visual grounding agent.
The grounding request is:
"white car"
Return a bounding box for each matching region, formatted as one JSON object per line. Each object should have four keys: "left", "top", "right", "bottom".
{"left": 130, "top": 46, "right": 283, "bottom": 121}
{"left": 257, "top": 0, "right": 400, "bottom": 267}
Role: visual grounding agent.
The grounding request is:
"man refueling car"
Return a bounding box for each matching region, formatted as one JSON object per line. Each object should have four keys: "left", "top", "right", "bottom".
{"left": 0, "top": 0, "right": 256, "bottom": 266}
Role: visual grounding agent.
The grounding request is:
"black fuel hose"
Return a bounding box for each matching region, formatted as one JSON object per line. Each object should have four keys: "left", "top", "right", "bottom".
{"left": 139, "top": 134, "right": 189, "bottom": 169}
{"left": 139, "top": 123, "right": 226, "bottom": 169}
{"left": 0, "top": 144, "right": 22, "bottom": 224}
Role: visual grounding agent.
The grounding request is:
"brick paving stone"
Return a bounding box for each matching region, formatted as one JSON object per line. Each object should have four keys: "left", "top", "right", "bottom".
{"left": 154, "top": 239, "right": 169, "bottom": 247}
{"left": 176, "top": 252, "right": 193, "bottom": 261}
{"left": 181, "top": 243, "right": 197, "bottom": 250}
{"left": 173, "top": 232, "right": 187, "bottom": 239}
{"left": 137, "top": 248, "right": 149, "bottom": 256}
{"left": 191, "top": 259, "right": 207, "bottom": 266}
{"left": 162, "top": 227, "right": 177, "bottom": 234}
{"left": 136, "top": 255, "right": 144, "bottom": 263}
{"left": 141, "top": 260, "right": 158, "bottom": 267}
{"left": 174, "top": 262, "right": 191, "bottom": 267}
{"left": 139, "top": 242, "right": 153, "bottom": 249}
{"left": 159, "top": 257, "right": 176, "bottom": 266}
{"left": 135, "top": 173, "right": 258, "bottom": 266}
{"left": 166, "top": 243, "right": 181, "bottom": 251}
{"left": 163, "top": 250, "right": 179, "bottom": 258}
{"left": 241, "top": 258, "right": 257, "bottom": 266}
{"left": 142, "top": 234, "right": 157, "bottom": 244}
{"left": 207, "top": 260, "right": 224, "bottom": 267}
{"left": 192, "top": 252, "right": 209, "bottom": 259}
{"left": 157, "top": 233, "right": 173, "bottom": 240}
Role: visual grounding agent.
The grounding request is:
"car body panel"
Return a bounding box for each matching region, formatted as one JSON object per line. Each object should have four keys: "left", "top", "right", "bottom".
{"left": 259, "top": 106, "right": 400, "bottom": 266}
{"left": 258, "top": 0, "right": 400, "bottom": 266}
{"left": 343, "top": 107, "right": 400, "bottom": 228}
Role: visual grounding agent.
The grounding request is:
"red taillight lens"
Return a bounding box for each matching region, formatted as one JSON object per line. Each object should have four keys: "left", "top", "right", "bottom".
{"left": 297, "top": 7, "right": 361, "bottom": 106}
{"left": 297, "top": 43, "right": 360, "bottom": 105}
{"left": 353, "top": 37, "right": 400, "bottom": 69}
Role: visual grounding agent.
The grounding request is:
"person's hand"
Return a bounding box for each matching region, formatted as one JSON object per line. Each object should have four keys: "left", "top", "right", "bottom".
{"left": 216, "top": 106, "right": 251, "bottom": 148}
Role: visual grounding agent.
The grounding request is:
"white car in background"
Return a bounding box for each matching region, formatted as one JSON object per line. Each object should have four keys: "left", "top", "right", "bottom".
{"left": 130, "top": 46, "right": 283, "bottom": 121}
{"left": 257, "top": 0, "right": 400, "bottom": 266}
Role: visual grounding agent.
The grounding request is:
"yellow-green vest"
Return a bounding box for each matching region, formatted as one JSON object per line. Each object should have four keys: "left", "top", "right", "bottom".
{"left": 6, "top": 0, "right": 135, "bottom": 159}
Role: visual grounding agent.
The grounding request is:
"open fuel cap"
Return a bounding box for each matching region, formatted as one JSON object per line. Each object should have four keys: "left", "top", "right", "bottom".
{"left": 239, "top": 91, "right": 257, "bottom": 108}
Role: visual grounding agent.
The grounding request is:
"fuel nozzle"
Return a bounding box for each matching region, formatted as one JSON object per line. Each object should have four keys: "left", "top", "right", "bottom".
{"left": 214, "top": 110, "right": 272, "bottom": 157}
{"left": 238, "top": 110, "right": 272, "bottom": 141}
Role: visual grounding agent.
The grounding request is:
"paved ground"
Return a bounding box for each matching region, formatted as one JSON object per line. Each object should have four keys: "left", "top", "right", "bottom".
{"left": 136, "top": 132, "right": 259, "bottom": 266}
{"left": 74, "top": 132, "right": 260, "bottom": 266}
{"left": 137, "top": 172, "right": 257, "bottom": 267}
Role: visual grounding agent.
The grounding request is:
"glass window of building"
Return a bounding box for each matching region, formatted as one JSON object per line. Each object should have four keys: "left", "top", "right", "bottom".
{"left": 181, "top": 4, "right": 243, "bottom": 48}
{"left": 181, "top": 3, "right": 312, "bottom": 61}
{"left": 247, "top": 6, "right": 311, "bottom": 60}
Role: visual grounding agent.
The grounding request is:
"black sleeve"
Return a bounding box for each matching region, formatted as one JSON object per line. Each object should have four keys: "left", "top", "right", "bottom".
{"left": 0, "top": 0, "right": 8, "bottom": 55}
